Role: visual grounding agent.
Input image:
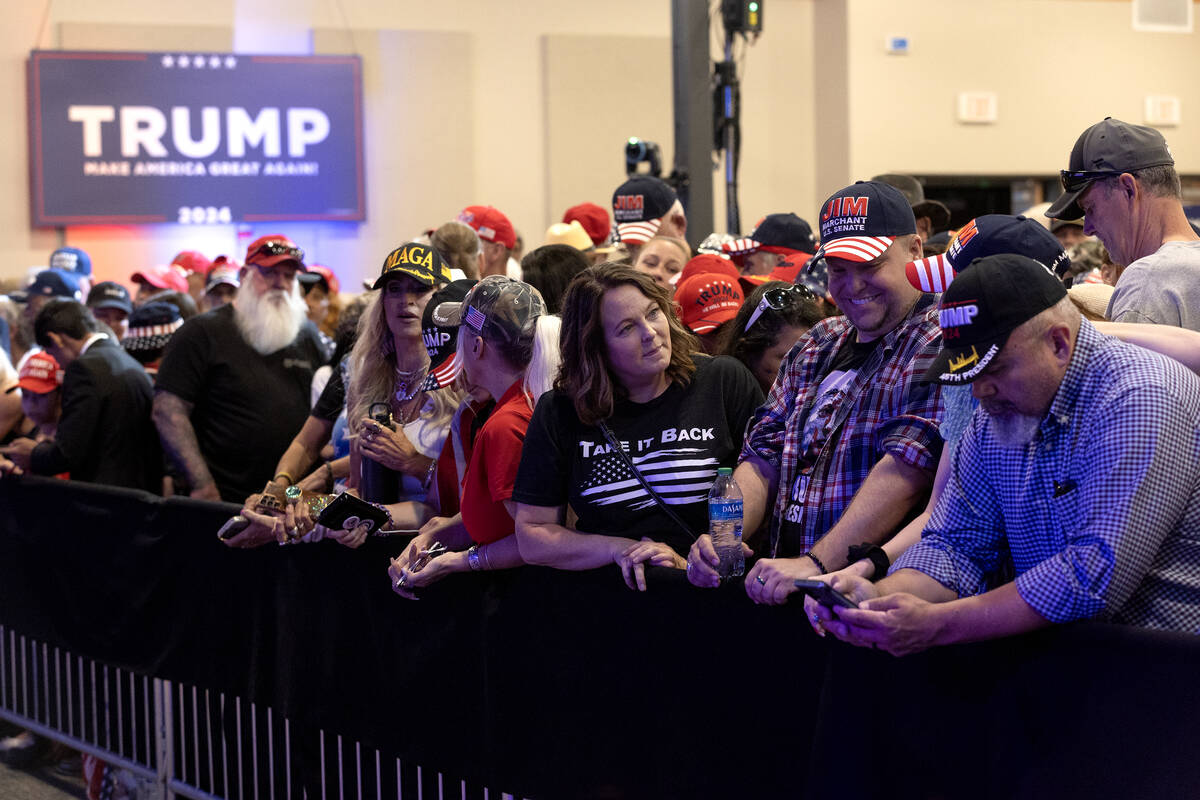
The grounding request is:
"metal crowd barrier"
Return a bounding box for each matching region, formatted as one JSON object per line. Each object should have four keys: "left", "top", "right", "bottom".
{"left": 15, "top": 476, "right": 1199, "bottom": 798}
{"left": 0, "top": 625, "right": 525, "bottom": 800}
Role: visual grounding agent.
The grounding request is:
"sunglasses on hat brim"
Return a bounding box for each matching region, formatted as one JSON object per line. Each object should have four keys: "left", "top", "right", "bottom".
{"left": 743, "top": 284, "right": 817, "bottom": 333}
{"left": 1059, "top": 169, "right": 1124, "bottom": 193}
{"left": 249, "top": 241, "right": 305, "bottom": 262}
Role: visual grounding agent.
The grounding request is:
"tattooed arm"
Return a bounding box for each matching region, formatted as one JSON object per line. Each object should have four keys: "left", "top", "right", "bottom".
{"left": 153, "top": 389, "right": 220, "bottom": 501}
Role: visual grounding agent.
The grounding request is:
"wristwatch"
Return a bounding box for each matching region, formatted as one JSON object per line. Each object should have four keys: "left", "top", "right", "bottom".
{"left": 846, "top": 543, "right": 890, "bottom": 581}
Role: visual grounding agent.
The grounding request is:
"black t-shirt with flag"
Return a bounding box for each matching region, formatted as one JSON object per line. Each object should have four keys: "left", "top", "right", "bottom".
{"left": 513, "top": 355, "right": 764, "bottom": 555}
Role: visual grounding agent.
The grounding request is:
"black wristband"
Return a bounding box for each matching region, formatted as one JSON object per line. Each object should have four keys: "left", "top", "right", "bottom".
{"left": 846, "top": 543, "right": 890, "bottom": 581}
{"left": 802, "top": 551, "right": 827, "bottom": 574}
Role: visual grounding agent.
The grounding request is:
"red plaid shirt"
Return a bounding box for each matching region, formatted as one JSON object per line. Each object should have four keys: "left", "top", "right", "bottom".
{"left": 740, "top": 294, "right": 945, "bottom": 557}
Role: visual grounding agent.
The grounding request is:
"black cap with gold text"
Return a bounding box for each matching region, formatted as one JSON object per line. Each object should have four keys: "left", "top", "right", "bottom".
{"left": 372, "top": 242, "right": 451, "bottom": 290}
{"left": 924, "top": 254, "right": 1067, "bottom": 385}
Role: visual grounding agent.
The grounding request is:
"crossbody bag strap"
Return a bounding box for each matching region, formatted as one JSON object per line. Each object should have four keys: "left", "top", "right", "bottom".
{"left": 597, "top": 421, "right": 698, "bottom": 543}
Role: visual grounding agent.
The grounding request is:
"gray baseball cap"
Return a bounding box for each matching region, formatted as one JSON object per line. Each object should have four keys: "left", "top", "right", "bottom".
{"left": 433, "top": 275, "right": 545, "bottom": 348}
{"left": 1047, "top": 117, "right": 1175, "bottom": 219}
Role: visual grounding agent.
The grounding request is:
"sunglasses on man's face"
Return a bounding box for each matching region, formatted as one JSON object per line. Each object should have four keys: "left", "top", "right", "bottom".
{"left": 744, "top": 284, "right": 817, "bottom": 333}
{"left": 250, "top": 241, "right": 305, "bottom": 263}
{"left": 1059, "top": 169, "right": 1123, "bottom": 193}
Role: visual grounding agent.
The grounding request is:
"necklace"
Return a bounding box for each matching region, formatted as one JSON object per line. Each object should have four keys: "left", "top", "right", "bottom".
{"left": 394, "top": 364, "right": 429, "bottom": 405}
{"left": 396, "top": 392, "right": 426, "bottom": 426}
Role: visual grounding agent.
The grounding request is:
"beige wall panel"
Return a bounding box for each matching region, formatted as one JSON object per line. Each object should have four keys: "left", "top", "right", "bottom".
{"left": 335, "top": 1, "right": 673, "bottom": 252}
{"left": 311, "top": 28, "right": 475, "bottom": 286}
{"left": 38, "top": 0, "right": 235, "bottom": 29}
{"left": 843, "top": 0, "right": 1200, "bottom": 180}
{"left": 717, "top": 0, "right": 821, "bottom": 233}
{"left": 811, "top": 0, "right": 853, "bottom": 208}
{"left": 541, "top": 34, "right": 672, "bottom": 246}
{"left": 539, "top": 4, "right": 824, "bottom": 242}
{"left": 59, "top": 23, "right": 232, "bottom": 52}
{"left": 0, "top": 60, "right": 54, "bottom": 279}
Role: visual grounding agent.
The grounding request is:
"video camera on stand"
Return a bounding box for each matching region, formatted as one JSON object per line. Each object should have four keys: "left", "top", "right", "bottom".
{"left": 623, "top": 137, "right": 686, "bottom": 196}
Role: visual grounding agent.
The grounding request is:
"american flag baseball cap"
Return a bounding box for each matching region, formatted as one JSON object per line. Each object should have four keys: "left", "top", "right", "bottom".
{"left": 813, "top": 181, "right": 916, "bottom": 263}
{"left": 612, "top": 176, "right": 677, "bottom": 246}
{"left": 906, "top": 215, "right": 1069, "bottom": 294}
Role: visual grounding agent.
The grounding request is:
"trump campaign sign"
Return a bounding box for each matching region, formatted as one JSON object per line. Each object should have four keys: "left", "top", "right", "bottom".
{"left": 27, "top": 50, "right": 365, "bottom": 226}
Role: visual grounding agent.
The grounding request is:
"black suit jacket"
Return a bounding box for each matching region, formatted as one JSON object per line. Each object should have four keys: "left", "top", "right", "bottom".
{"left": 31, "top": 337, "right": 161, "bottom": 491}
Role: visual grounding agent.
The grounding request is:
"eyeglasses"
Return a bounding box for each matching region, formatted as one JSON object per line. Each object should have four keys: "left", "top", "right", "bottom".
{"left": 249, "top": 241, "right": 305, "bottom": 263}
{"left": 1059, "top": 169, "right": 1123, "bottom": 193}
{"left": 743, "top": 284, "right": 817, "bottom": 333}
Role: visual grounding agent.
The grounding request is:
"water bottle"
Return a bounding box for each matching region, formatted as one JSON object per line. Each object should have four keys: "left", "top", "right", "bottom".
{"left": 359, "top": 402, "right": 399, "bottom": 502}
{"left": 708, "top": 467, "right": 744, "bottom": 579}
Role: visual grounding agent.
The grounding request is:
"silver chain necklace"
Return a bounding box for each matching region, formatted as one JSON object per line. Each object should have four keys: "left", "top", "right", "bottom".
{"left": 394, "top": 364, "right": 428, "bottom": 405}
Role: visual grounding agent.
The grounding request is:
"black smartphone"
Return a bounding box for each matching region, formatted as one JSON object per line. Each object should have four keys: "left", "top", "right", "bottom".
{"left": 316, "top": 492, "right": 390, "bottom": 535}
{"left": 793, "top": 578, "right": 859, "bottom": 609}
{"left": 217, "top": 515, "right": 250, "bottom": 541}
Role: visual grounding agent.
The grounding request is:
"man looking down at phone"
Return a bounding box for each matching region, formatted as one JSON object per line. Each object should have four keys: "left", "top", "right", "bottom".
{"left": 687, "top": 181, "right": 944, "bottom": 604}
{"left": 814, "top": 254, "right": 1200, "bottom": 655}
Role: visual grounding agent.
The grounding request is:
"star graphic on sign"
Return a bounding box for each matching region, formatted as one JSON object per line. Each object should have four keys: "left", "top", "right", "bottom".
{"left": 161, "top": 54, "right": 174, "bottom": 68}
{"left": 224, "top": 56, "right": 237, "bottom": 68}
{"left": 178, "top": 55, "right": 190, "bottom": 68}
{"left": 209, "top": 55, "right": 221, "bottom": 68}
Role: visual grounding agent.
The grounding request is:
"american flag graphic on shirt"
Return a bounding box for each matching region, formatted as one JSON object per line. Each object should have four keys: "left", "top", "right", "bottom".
{"left": 579, "top": 447, "right": 718, "bottom": 510}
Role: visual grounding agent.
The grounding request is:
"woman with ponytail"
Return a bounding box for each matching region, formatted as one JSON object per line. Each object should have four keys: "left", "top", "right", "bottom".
{"left": 389, "top": 276, "right": 561, "bottom": 594}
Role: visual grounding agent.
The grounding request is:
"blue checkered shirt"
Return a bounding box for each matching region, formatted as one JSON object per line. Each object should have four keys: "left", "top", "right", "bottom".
{"left": 740, "top": 294, "right": 945, "bottom": 556}
{"left": 893, "top": 320, "right": 1200, "bottom": 632}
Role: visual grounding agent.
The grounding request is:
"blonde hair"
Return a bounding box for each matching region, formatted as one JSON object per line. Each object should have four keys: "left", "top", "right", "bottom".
{"left": 524, "top": 314, "right": 562, "bottom": 406}
{"left": 346, "top": 291, "right": 461, "bottom": 433}
{"left": 0, "top": 345, "right": 15, "bottom": 386}
{"left": 432, "top": 221, "right": 481, "bottom": 280}
{"left": 637, "top": 235, "right": 692, "bottom": 264}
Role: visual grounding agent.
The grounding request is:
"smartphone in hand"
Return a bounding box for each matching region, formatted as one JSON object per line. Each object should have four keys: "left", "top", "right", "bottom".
{"left": 794, "top": 578, "right": 859, "bottom": 609}
{"left": 217, "top": 515, "right": 251, "bottom": 541}
{"left": 316, "top": 492, "right": 390, "bottom": 535}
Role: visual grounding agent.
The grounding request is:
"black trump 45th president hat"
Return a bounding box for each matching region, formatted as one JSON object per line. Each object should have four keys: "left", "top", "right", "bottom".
{"left": 924, "top": 253, "right": 1067, "bottom": 385}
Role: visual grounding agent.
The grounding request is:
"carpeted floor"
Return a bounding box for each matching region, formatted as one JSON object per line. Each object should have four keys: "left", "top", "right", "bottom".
{"left": 0, "top": 760, "right": 87, "bottom": 800}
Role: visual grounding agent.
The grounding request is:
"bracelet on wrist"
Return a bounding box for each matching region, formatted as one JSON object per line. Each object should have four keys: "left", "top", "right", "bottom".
{"left": 274, "top": 472, "right": 295, "bottom": 486}
{"left": 467, "top": 544, "right": 483, "bottom": 571}
{"left": 369, "top": 501, "right": 394, "bottom": 531}
{"left": 323, "top": 462, "right": 334, "bottom": 493}
{"left": 802, "top": 551, "right": 828, "bottom": 574}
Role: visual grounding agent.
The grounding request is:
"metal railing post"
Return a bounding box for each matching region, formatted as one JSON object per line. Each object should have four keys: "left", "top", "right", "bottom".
{"left": 157, "top": 677, "right": 175, "bottom": 800}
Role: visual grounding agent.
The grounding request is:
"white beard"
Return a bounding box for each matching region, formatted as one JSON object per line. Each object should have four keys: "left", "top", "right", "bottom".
{"left": 989, "top": 410, "right": 1041, "bottom": 449}
{"left": 233, "top": 281, "right": 307, "bottom": 355}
